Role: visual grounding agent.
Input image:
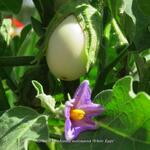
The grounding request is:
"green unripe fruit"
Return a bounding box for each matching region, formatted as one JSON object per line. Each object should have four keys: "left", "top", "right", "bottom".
{"left": 45, "top": 1, "right": 101, "bottom": 81}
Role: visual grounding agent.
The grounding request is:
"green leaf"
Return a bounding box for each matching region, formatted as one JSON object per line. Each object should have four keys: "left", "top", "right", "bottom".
{"left": 0, "top": 19, "right": 12, "bottom": 45}
{"left": 32, "top": 80, "right": 56, "bottom": 112}
{"left": 122, "top": 0, "right": 136, "bottom": 23}
{"left": 32, "top": 80, "right": 65, "bottom": 117}
{"left": 32, "top": 80, "right": 44, "bottom": 95}
{"left": 0, "top": 0, "right": 23, "bottom": 14}
{"left": 137, "top": 0, "right": 150, "bottom": 16}
{"left": 36, "top": 93, "right": 56, "bottom": 112}
{"left": 140, "top": 49, "right": 150, "bottom": 63}
{"left": 0, "top": 106, "right": 48, "bottom": 150}
{"left": 28, "top": 141, "right": 40, "bottom": 150}
{"left": 32, "top": 0, "right": 44, "bottom": 20}
{"left": 32, "top": 0, "right": 54, "bottom": 26}
{"left": 31, "top": 17, "right": 44, "bottom": 36}
{"left": 0, "top": 34, "right": 7, "bottom": 55}
{"left": 94, "top": 76, "right": 150, "bottom": 143}
{"left": 132, "top": 1, "right": 150, "bottom": 51}
{"left": 20, "top": 24, "right": 32, "bottom": 45}
{"left": 121, "top": 0, "right": 150, "bottom": 50}
{"left": 62, "top": 128, "right": 150, "bottom": 150}
{"left": 11, "top": 24, "right": 32, "bottom": 55}
{"left": 135, "top": 51, "right": 150, "bottom": 94}
{"left": 108, "top": 0, "right": 150, "bottom": 50}
{"left": 11, "top": 36, "right": 20, "bottom": 54}
{"left": 62, "top": 76, "right": 150, "bottom": 149}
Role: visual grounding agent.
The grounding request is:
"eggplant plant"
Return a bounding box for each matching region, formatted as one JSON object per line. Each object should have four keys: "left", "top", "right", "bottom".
{"left": 0, "top": 0, "right": 150, "bottom": 150}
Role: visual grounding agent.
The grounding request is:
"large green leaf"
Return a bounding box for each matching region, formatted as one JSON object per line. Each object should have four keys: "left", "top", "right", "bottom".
{"left": 122, "top": 0, "right": 150, "bottom": 50}
{"left": 62, "top": 128, "right": 150, "bottom": 150}
{"left": 62, "top": 76, "right": 150, "bottom": 150}
{"left": 95, "top": 76, "right": 150, "bottom": 142}
{"left": 135, "top": 50, "right": 150, "bottom": 94}
{"left": 0, "top": 0, "right": 23, "bottom": 14}
{"left": 137, "top": 0, "right": 150, "bottom": 16}
{"left": 132, "top": 0, "right": 150, "bottom": 51}
{"left": 0, "top": 106, "right": 49, "bottom": 150}
{"left": 108, "top": 0, "right": 150, "bottom": 50}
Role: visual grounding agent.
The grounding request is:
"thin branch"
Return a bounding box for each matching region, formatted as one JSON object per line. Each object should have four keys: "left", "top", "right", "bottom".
{"left": 49, "top": 133, "right": 61, "bottom": 140}
{"left": 0, "top": 56, "right": 46, "bottom": 67}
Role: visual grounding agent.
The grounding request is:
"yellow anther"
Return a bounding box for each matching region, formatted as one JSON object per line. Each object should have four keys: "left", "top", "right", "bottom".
{"left": 70, "top": 109, "right": 85, "bottom": 121}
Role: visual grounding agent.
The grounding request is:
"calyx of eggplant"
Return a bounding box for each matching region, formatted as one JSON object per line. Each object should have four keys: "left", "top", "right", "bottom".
{"left": 45, "top": 1, "right": 101, "bottom": 81}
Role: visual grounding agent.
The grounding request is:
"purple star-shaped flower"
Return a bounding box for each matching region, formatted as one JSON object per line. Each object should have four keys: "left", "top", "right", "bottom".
{"left": 64, "top": 80, "right": 104, "bottom": 141}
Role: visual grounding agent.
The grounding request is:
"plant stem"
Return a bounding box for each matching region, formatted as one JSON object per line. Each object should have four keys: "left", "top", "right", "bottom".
{"left": 92, "top": 16, "right": 129, "bottom": 98}
{"left": 92, "top": 46, "right": 128, "bottom": 98}
{"left": 111, "top": 18, "right": 128, "bottom": 46}
{"left": 2, "top": 68, "right": 18, "bottom": 92}
{"left": 0, "top": 56, "right": 46, "bottom": 67}
{"left": 49, "top": 133, "right": 61, "bottom": 140}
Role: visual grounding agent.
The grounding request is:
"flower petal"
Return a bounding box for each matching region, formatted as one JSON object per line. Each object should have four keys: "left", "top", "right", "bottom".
{"left": 78, "top": 103, "right": 104, "bottom": 117}
{"left": 65, "top": 118, "right": 75, "bottom": 141}
{"left": 64, "top": 104, "right": 75, "bottom": 141}
{"left": 64, "top": 80, "right": 104, "bottom": 141}
{"left": 71, "top": 117, "right": 97, "bottom": 140}
{"left": 65, "top": 105, "right": 70, "bottom": 119}
{"left": 73, "top": 80, "right": 91, "bottom": 107}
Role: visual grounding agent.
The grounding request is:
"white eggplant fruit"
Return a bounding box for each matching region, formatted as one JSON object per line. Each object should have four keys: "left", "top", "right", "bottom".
{"left": 45, "top": 1, "right": 102, "bottom": 80}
